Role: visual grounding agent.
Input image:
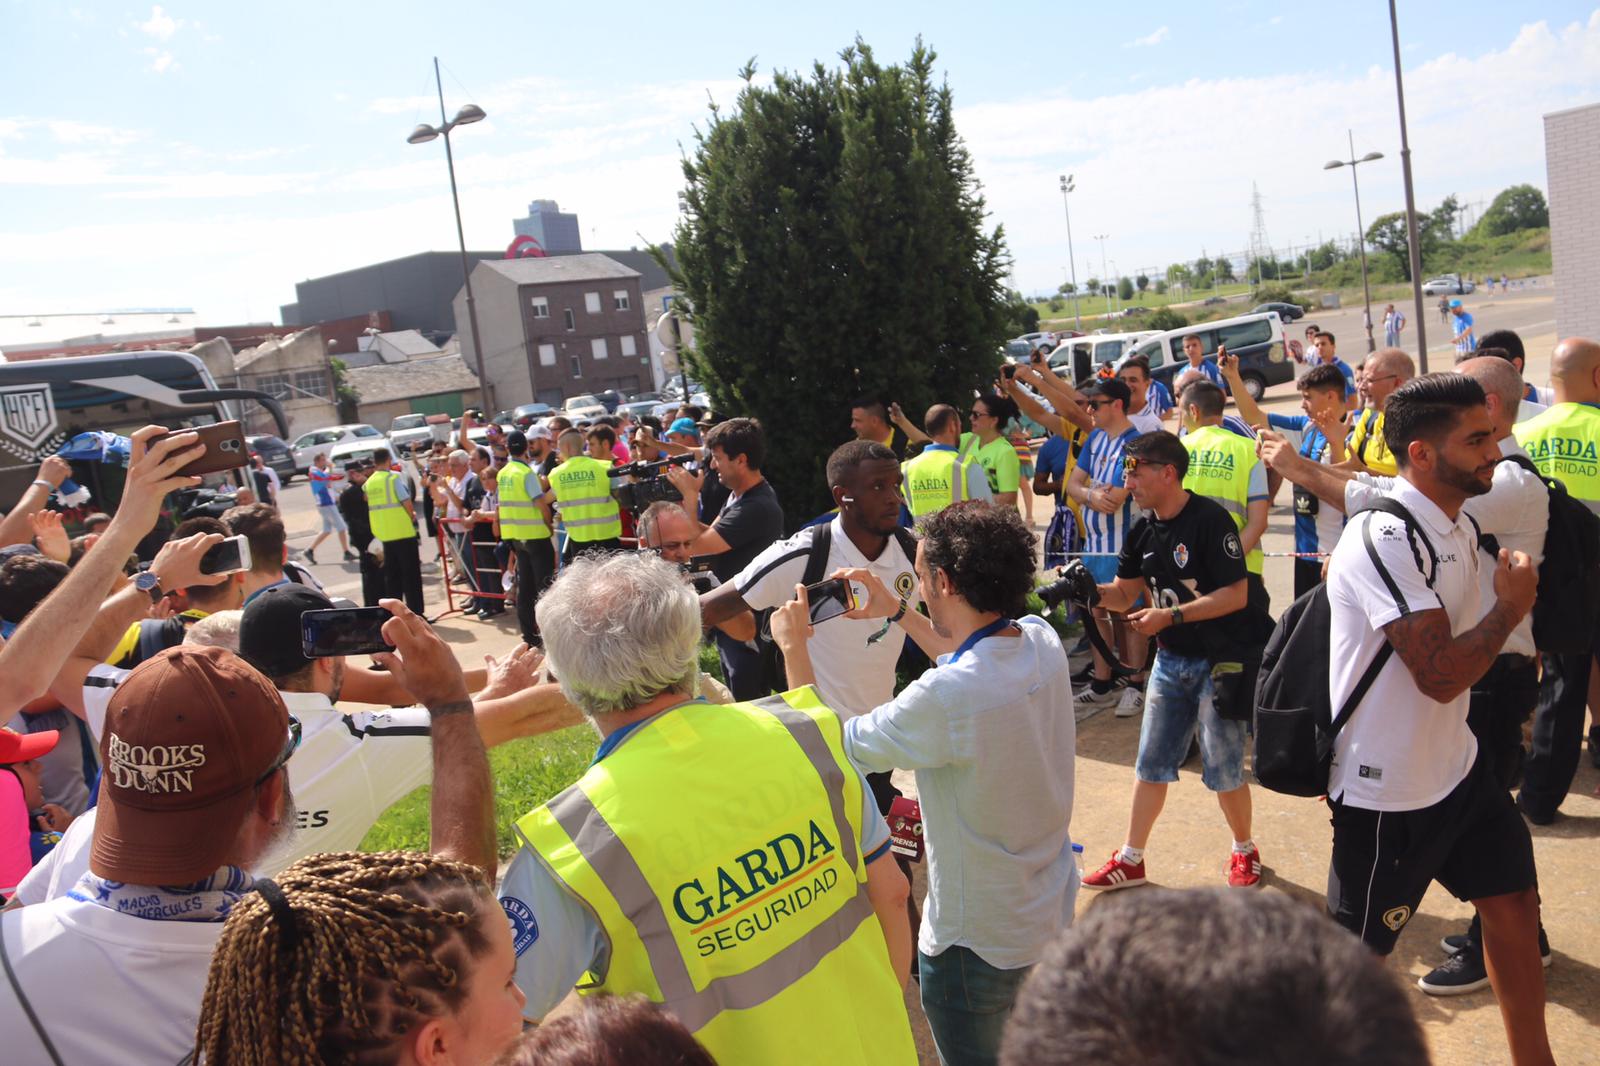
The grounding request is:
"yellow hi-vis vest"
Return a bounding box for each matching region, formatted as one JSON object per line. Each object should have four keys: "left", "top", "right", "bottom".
{"left": 496, "top": 459, "right": 550, "bottom": 541}
{"left": 901, "top": 441, "right": 977, "bottom": 522}
{"left": 1515, "top": 401, "right": 1600, "bottom": 513}
{"left": 1181, "top": 423, "right": 1263, "bottom": 574}
{"left": 549, "top": 454, "right": 622, "bottom": 542}
{"left": 515, "top": 689, "right": 917, "bottom": 1066}
{"left": 363, "top": 469, "right": 415, "bottom": 542}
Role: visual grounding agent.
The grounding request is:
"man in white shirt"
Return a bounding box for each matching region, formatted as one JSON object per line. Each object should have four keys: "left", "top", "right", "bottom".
{"left": 769, "top": 500, "right": 1075, "bottom": 1066}
{"left": 1322, "top": 374, "right": 1549, "bottom": 1064}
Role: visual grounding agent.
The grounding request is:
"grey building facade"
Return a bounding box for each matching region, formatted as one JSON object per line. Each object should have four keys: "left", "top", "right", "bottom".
{"left": 512, "top": 199, "right": 583, "bottom": 254}
{"left": 453, "top": 254, "right": 651, "bottom": 409}
{"left": 1545, "top": 102, "right": 1600, "bottom": 341}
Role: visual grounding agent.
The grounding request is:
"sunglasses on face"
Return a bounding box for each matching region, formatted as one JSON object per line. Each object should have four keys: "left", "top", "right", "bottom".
{"left": 1123, "top": 456, "right": 1171, "bottom": 475}
{"left": 970, "top": 409, "right": 992, "bottom": 419}
{"left": 256, "top": 715, "right": 303, "bottom": 787}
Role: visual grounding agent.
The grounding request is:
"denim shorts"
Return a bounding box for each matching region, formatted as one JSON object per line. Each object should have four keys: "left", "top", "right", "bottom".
{"left": 317, "top": 504, "right": 347, "bottom": 533}
{"left": 1134, "top": 649, "right": 1247, "bottom": 791}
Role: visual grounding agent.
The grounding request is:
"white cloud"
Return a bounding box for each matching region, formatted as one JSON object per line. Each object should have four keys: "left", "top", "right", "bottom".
{"left": 137, "top": 5, "right": 181, "bottom": 40}
{"left": 1126, "top": 26, "right": 1170, "bottom": 48}
{"left": 1268, "top": 15, "right": 1283, "bottom": 26}
{"left": 145, "top": 48, "right": 176, "bottom": 74}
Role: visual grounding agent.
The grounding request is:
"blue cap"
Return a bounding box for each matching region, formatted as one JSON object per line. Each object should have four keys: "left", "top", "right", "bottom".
{"left": 1449, "top": 298, "right": 1463, "bottom": 308}
{"left": 667, "top": 417, "right": 701, "bottom": 439}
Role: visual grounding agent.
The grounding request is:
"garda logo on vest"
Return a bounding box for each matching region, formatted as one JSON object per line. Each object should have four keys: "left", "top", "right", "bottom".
{"left": 1525, "top": 436, "right": 1598, "bottom": 479}
{"left": 674, "top": 819, "right": 840, "bottom": 958}
{"left": 1187, "top": 448, "right": 1237, "bottom": 475}
{"left": 500, "top": 896, "right": 541, "bottom": 956}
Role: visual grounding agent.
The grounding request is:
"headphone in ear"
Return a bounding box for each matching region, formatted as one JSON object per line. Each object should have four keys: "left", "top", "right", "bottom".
{"left": 841, "top": 496, "right": 855, "bottom": 503}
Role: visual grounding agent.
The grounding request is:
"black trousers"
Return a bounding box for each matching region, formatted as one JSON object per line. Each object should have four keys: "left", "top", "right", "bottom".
{"left": 713, "top": 629, "right": 770, "bottom": 702}
{"left": 381, "top": 537, "right": 425, "bottom": 615}
{"left": 510, "top": 539, "right": 557, "bottom": 646}
{"left": 357, "top": 552, "right": 385, "bottom": 607}
{"left": 1519, "top": 649, "right": 1596, "bottom": 822}
{"left": 561, "top": 536, "right": 622, "bottom": 564}
{"left": 1293, "top": 558, "right": 1323, "bottom": 601}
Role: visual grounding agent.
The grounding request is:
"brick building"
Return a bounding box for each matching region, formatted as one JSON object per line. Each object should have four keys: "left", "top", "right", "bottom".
{"left": 453, "top": 254, "right": 651, "bottom": 409}
{"left": 1545, "top": 102, "right": 1600, "bottom": 341}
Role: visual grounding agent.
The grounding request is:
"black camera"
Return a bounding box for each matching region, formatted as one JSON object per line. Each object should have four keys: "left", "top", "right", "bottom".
{"left": 611, "top": 453, "right": 697, "bottom": 515}
{"left": 682, "top": 560, "right": 718, "bottom": 594}
{"left": 1037, "top": 559, "right": 1100, "bottom": 611}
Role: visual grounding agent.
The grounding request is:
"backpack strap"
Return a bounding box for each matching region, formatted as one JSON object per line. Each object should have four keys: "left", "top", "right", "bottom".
{"left": 1357, "top": 497, "right": 1438, "bottom": 590}
{"left": 800, "top": 520, "right": 833, "bottom": 589}
{"left": 891, "top": 527, "right": 919, "bottom": 568}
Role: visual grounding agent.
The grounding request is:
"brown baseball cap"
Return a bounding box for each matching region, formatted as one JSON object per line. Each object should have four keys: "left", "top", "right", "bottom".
{"left": 92, "top": 645, "right": 290, "bottom": 885}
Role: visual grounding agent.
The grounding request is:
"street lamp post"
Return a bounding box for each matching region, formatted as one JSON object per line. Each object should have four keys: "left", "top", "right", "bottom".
{"left": 1058, "top": 175, "right": 1082, "bottom": 331}
{"left": 1092, "top": 234, "right": 1110, "bottom": 316}
{"left": 1324, "top": 133, "right": 1384, "bottom": 353}
{"left": 1388, "top": 0, "right": 1429, "bottom": 370}
{"left": 406, "top": 57, "right": 494, "bottom": 412}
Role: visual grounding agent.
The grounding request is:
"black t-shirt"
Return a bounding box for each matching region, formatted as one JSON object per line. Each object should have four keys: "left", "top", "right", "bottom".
{"left": 1116, "top": 492, "right": 1265, "bottom": 659}
{"left": 339, "top": 483, "right": 374, "bottom": 547}
{"left": 709, "top": 479, "right": 784, "bottom": 583}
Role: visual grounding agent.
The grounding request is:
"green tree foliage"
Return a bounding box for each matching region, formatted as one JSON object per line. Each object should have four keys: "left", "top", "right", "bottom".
{"left": 1474, "top": 184, "right": 1548, "bottom": 237}
{"left": 1006, "top": 291, "right": 1041, "bottom": 334}
{"left": 1146, "top": 307, "right": 1189, "bottom": 330}
{"left": 1193, "top": 255, "right": 1214, "bottom": 278}
{"left": 1047, "top": 296, "right": 1064, "bottom": 313}
{"left": 1215, "top": 258, "right": 1237, "bottom": 283}
{"left": 1154, "top": 279, "right": 1169, "bottom": 295}
{"left": 1057, "top": 281, "right": 1076, "bottom": 296}
{"left": 1117, "top": 276, "right": 1134, "bottom": 301}
{"left": 1084, "top": 276, "right": 1100, "bottom": 297}
{"left": 664, "top": 41, "right": 1009, "bottom": 523}
{"left": 1365, "top": 211, "right": 1414, "bottom": 279}
{"left": 1135, "top": 274, "right": 1149, "bottom": 295}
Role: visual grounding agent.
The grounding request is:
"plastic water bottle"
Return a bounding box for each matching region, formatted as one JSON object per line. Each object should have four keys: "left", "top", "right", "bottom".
{"left": 1071, "top": 842, "right": 1085, "bottom": 878}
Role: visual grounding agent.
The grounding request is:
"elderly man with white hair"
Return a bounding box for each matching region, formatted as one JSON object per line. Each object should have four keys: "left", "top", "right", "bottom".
{"left": 497, "top": 552, "right": 918, "bottom": 1063}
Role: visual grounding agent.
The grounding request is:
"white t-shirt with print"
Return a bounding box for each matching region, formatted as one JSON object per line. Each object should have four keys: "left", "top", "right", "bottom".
{"left": 735, "top": 517, "right": 921, "bottom": 719}
{"left": 1326, "top": 479, "right": 1481, "bottom": 811}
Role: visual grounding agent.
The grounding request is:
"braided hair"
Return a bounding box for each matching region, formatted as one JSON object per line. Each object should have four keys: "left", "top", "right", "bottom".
{"left": 194, "top": 851, "right": 496, "bottom": 1066}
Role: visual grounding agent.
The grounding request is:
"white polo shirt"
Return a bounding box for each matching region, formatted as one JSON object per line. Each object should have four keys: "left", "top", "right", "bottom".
{"left": 1345, "top": 436, "right": 1546, "bottom": 659}
{"left": 735, "top": 517, "right": 920, "bottom": 719}
{"left": 0, "top": 893, "right": 221, "bottom": 1066}
{"left": 1326, "top": 478, "right": 1481, "bottom": 811}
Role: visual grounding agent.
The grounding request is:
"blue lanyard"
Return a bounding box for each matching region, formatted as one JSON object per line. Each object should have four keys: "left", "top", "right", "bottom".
{"left": 951, "top": 617, "right": 1015, "bottom": 663}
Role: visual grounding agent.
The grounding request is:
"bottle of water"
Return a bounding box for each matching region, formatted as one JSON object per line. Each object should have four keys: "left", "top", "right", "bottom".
{"left": 1071, "top": 842, "right": 1085, "bottom": 878}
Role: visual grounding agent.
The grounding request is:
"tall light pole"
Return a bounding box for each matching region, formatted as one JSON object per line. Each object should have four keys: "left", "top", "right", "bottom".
{"left": 1388, "top": 0, "right": 1429, "bottom": 370}
{"left": 1324, "top": 133, "right": 1384, "bottom": 353}
{"left": 1058, "top": 175, "right": 1082, "bottom": 331}
{"left": 1092, "top": 234, "right": 1110, "bottom": 316}
{"left": 406, "top": 57, "right": 494, "bottom": 411}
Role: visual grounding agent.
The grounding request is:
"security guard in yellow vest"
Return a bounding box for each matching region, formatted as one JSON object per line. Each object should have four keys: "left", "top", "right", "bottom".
{"left": 1179, "top": 381, "right": 1269, "bottom": 604}
{"left": 362, "top": 447, "right": 424, "bottom": 613}
{"left": 498, "top": 430, "right": 557, "bottom": 645}
{"left": 1512, "top": 338, "right": 1600, "bottom": 824}
{"left": 548, "top": 428, "right": 623, "bottom": 562}
{"left": 498, "top": 553, "right": 917, "bottom": 1065}
{"left": 900, "top": 403, "right": 992, "bottom": 524}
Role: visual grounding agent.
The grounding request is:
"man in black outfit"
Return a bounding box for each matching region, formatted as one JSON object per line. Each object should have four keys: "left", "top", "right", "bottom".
{"left": 336, "top": 460, "right": 384, "bottom": 607}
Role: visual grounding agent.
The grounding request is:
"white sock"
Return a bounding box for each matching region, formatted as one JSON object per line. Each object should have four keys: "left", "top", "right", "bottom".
{"left": 1119, "top": 845, "right": 1144, "bottom": 865}
{"left": 1232, "top": 839, "right": 1256, "bottom": 855}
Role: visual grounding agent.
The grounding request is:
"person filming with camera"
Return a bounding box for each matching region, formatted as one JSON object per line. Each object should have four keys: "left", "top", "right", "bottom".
{"left": 1077, "top": 430, "right": 1273, "bottom": 894}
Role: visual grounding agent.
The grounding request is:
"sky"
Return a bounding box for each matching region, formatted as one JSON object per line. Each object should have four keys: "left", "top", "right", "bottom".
{"left": 4, "top": 1, "right": 1599, "bottom": 324}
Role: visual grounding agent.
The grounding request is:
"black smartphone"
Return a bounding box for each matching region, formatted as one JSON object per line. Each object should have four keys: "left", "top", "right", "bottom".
{"left": 199, "top": 534, "right": 252, "bottom": 575}
{"left": 1001, "top": 364, "right": 1017, "bottom": 380}
{"left": 300, "top": 607, "right": 395, "bottom": 658}
{"left": 803, "top": 578, "right": 864, "bottom": 626}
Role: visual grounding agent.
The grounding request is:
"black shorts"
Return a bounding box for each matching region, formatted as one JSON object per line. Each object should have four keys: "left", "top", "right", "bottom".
{"left": 1326, "top": 754, "right": 1536, "bottom": 954}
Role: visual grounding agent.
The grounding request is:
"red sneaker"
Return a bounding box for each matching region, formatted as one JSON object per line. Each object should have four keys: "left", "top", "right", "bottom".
{"left": 1082, "top": 852, "right": 1147, "bottom": 891}
{"left": 1228, "top": 847, "right": 1263, "bottom": 888}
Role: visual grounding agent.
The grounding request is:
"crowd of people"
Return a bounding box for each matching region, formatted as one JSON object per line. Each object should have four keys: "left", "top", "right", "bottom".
{"left": 0, "top": 306, "right": 1593, "bottom": 1065}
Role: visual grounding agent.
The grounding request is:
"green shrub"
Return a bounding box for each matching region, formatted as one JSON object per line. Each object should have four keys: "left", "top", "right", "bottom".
{"left": 1146, "top": 307, "right": 1190, "bottom": 331}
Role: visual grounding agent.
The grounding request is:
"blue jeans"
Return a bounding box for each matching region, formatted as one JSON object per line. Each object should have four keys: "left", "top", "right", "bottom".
{"left": 1135, "top": 649, "right": 1247, "bottom": 791}
{"left": 919, "top": 946, "right": 1033, "bottom": 1066}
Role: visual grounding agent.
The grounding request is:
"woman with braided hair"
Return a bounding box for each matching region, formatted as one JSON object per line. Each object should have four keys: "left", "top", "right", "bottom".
{"left": 194, "top": 849, "right": 526, "bottom": 1065}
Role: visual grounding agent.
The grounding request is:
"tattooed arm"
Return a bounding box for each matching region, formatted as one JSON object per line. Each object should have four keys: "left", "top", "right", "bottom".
{"left": 1381, "top": 548, "right": 1536, "bottom": 703}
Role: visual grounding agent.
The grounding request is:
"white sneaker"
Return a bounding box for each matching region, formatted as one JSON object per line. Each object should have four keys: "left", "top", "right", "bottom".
{"left": 1114, "top": 685, "right": 1144, "bottom": 718}
{"left": 1073, "top": 681, "right": 1121, "bottom": 708}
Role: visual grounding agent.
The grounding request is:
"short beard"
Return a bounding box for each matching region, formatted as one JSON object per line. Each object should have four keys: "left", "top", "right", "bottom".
{"left": 1436, "top": 454, "right": 1493, "bottom": 497}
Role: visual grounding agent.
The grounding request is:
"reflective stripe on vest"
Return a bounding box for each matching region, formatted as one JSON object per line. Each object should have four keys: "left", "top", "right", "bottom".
{"left": 1514, "top": 403, "right": 1600, "bottom": 511}
{"left": 363, "top": 470, "right": 416, "bottom": 542}
{"left": 496, "top": 460, "right": 550, "bottom": 541}
{"left": 1181, "top": 424, "right": 1262, "bottom": 573}
{"left": 515, "top": 689, "right": 916, "bottom": 1065}
{"left": 550, "top": 456, "right": 622, "bottom": 542}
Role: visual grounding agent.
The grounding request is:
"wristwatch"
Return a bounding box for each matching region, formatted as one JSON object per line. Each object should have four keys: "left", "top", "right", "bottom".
{"left": 1169, "top": 605, "right": 1184, "bottom": 626}
{"left": 134, "top": 570, "right": 165, "bottom": 605}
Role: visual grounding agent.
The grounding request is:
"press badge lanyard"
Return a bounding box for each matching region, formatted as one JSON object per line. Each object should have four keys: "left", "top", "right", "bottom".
{"left": 950, "top": 617, "right": 1015, "bottom": 663}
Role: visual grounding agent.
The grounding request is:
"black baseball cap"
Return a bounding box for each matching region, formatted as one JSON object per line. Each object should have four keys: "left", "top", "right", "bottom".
{"left": 1082, "top": 378, "right": 1132, "bottom": 407}
{"left": 239, "top": 583, "right": 335, "bottom": 678}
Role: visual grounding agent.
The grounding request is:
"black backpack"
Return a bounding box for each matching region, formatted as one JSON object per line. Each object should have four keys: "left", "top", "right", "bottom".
{"left": 1479, "top": 454, "right": 1600, "bottom": 657}
{"left": 1253, "top": 498, "right": 1436, "bottom": 798}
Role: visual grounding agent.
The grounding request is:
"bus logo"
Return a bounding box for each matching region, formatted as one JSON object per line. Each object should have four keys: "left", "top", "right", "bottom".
{"left": 0, "top": 384, "right": 59, "bottom": 449}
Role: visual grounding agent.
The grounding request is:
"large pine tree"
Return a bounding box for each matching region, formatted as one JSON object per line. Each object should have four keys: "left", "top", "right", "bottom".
{"left": 663, "top": 39, "right": 1011, "bottom": 525}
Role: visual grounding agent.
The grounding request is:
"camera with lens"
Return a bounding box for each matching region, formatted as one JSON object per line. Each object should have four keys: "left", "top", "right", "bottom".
{"left": 1036, "top": 558, "right": 1101, "bottom": 611}
{"left": 611, "top": 453, "right": 697, "bottom": 515}
{"left": 682, "top": 560, "right": 718, "bottom": 595}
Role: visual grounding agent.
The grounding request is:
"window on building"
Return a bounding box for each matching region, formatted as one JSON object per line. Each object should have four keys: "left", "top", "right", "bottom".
{"left": 591, "top": 337, "right": 608, "bottom": 361}
{"left": 293, "top": 369, "right": 331, "bottom": 399}
{"left": 570, "top": 356, "right": 582, "bottom": 378}
{"left": 256, "top": 374, "right": 291, "bottom": 400}
{"left": 563, "top": 307, "right": 575, "bottom": 331}
{"left": 613, "top": 289, "right": 630, "bottom": 311}
{"left": 538, "top": 343, "right": 556, "bottom": 367}
{"left": 530, "top": 297, "right": 549, "bottom": 318}
{"left": 619, "top": 334, "right": 637, "bottom": 357}
{"left": 584, "top": 292, "right": 602, "bottom": 314}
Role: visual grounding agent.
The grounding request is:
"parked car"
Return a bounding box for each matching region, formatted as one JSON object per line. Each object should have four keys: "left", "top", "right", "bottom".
{"left": 1048, "top": 331, "right": 1159, "bottom": 382}
{"left": 511, "top": 402, "right": 555, "bottom": 428}
{"left": 616, "top": 399, "right": 660, "bottom": 421}
{"left": 388, "top": 413, "right": 439, "bottom": 456}
{"left": 1118, "top": 311, "right": 1292, "bottom": 401}
{"left": 1422, "top": 274, "right": 1476, "bottom": 296}
{"left": 1202, "top": 296, "right": 1227, "bottom": 306}
{"left": 327, "top": 438, "right": 391, "bottom": 473}
{"left": 246, "top": 435, "right": 296, "bottom": 485}
{"left": 1251, "top": 301, "right": 1305, "bottom": 322}
{"left": 564, "top": 393, "right": 609, "bottom": 421}
{"left": 288, "top": 423, "right": 392, "bottom": 473}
